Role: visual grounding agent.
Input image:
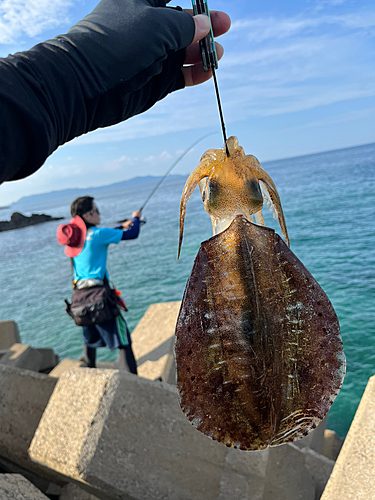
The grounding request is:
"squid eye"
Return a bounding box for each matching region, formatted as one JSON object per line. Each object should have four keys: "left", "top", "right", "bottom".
{"left": 207, "top": 180, "right": 219, "bottom": 207}
{"left": 248, "top": 180, "right": 262, "bottom": 203}
{"left": 208, "top": 180, "right": 219, "bottom": 193}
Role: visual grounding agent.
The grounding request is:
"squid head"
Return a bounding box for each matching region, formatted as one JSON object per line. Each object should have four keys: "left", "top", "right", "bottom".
{"left": 178, "top": 136, "right": 289, "bottom": 259}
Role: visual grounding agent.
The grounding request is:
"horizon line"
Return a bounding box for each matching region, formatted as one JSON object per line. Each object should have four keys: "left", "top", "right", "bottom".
{"left": 3, "top": 139, "right": 375, "bottom": 207}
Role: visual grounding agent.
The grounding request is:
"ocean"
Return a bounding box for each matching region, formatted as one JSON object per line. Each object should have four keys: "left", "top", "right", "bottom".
{"left": 0, "top": 142, "right": 374, "bottom": 439}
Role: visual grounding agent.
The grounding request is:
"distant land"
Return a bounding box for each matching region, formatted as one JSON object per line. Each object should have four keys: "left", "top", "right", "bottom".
{"left": 0, "top": 212, "right": 64, "bottom": 232}
{"left": 11, "top": 175, "right": 186, "bottom": 207}
{"left": 5, "top": 141, "right": 374, "bottom": 209}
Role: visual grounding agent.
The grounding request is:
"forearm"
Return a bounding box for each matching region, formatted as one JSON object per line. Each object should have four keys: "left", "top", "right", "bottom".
{"left": 0, "top": 0, "right": 195, "bottom": 184}
{"left": 121, "top": 217, "right": 141, "bottom": 240}
{"left": 0, "top": 41, "right": 185, "bottom": 183}
{"left": 0, "top": 41, "right": 97, "bottom": 183}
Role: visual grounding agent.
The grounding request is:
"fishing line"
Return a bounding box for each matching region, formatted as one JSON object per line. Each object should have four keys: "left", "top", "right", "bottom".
{"left": 139, "top": 132, "right": 216, "bottom": 212}
{"left": 192, "top": 0, "right": 230, "bottom": 157}
{"left": 116, "top": 132, "right": 216, "bottom": 224}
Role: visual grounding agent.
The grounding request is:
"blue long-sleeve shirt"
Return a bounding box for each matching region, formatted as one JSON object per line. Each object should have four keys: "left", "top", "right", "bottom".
{"left": 73, "top": 217, "right": 140, "bottom": 280}
{"left": 114, "top": 217, "right": 140, "bottom": 240}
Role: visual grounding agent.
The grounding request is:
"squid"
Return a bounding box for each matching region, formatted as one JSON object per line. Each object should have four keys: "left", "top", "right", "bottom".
{"left": 175, "top": 136, "right": 345, "bottom": 451}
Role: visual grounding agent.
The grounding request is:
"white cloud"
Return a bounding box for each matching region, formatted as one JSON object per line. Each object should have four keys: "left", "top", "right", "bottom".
{"left": 143, "top": 151, "right": 173, "bottom": 163}
{"left": 1, "top": 0, "right": 372, "bottom": 166}
{"left": 223, "top": 32, "right": 375, "bottom": 88}
{"left": 314, "top": 0, "right": 348, "bottom": 12}
{"left": 296, "top": 106, "right": 375, "bottom": 129}
{"left": 222, "top": 84, "right": 375, "bottom": 118}
{"left": 102, "top": 155, "right": 137, "bottom": 172}
{"left": 221, "top": 40, "right": 326, "bottom": 69}
{"left": 66, "top": 19, "right": 375, "bottom": 146}
{"left": 67, "top": 75, "right": 375, "bottom": 146}
{"left": 66, "top": 3, "right": 375, "bottom": 148}
{"left": 337, "top": 12, "right": 375, "bottom": 29}
{"left": 230, "top": 11, "right": 375, "bottom": 42}
{"left": 0, "top": 0, "right": 73, "bottom": 43}
{"left": 231, "top": 17, "right": 319, "bottom": 41}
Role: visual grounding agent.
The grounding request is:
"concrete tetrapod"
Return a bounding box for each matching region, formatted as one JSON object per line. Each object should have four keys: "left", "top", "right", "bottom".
{"left": 0, "top": 364, "right": 58, "bottom": 478}
{"left": 28, "top": 368, "right": 323, "bottom": 500}
{"left": 0, "top": 320, "right": 21, "bottom": 349}
{"left": 321, "top": 374, "right": 375, "bottom": 500}
{"left": 0, "top": 474, "right": 49, "bottom": 500}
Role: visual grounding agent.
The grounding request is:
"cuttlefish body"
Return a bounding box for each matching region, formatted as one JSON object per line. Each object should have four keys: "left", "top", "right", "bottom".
{"left": 175, "top": 137, "right": 345, "bottom": 451}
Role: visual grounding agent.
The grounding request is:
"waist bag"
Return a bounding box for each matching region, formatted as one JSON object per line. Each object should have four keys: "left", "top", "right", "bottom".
{"left": 65, "top": 282, "right": 120, "bottom": 327}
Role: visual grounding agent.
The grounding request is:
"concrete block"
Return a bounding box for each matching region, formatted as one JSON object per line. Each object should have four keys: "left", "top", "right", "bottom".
{"left": 0, "top": 349, "right": 8, "bottom": 361}
{"left": 29, "top": 367, "right": 332, "bottom": 500}
{"left": 0, "top": 474, "right": 49, "bottom": 499}
{"left": 29, "top": 369, "right": 228, "bottom": 500}
{"left": 321, "top": 374, "right": 375, "bottom": 500}
{"left": 49, "top": 357, "right": 85, "bottom": 378}
{"left": 96, "top": 360, "right": 117, "bottom": 369}
{"left": 59, "top": 483, "right": 101, "bottom": 500}
{"left": 303, "top": 448, "right": 335, "bottom": 500}
{"left": 131, "top": 301, "right": 181, "bottom": 382}
{"left": 224, "top": 447, "right": 269, "bottom": 480}
{"left": 263, "top": 444, "right": 316, "bottom": 500}
{"left": 0, "top": 456, "right": 64, "bottom": 496}
{"left": 217, "top": 446, "right": 269, "bottom": 499}
{"left": 0, "top": 343, "right": 42, "bottom": 371}
{"left": 217, "top": 469, "right": 264, "bottom": 500}
{"left": 0, "top": 364, "right": 58, "bottom": 478}
{"left": 35, "top": 348, "right": 59, "bottom": 372}
{"left": 0, "top": 320, "right": 21, "bottom": 348}
{"left": 44, "top": 483, "right": 64, "bottom": 497}
{"left": 321, "top": 429, "right": 343, "bottom": 462}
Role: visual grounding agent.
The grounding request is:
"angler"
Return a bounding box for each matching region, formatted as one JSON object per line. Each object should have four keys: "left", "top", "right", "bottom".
{"left": 57, "top": 196, "right": 142, "bottom": 371}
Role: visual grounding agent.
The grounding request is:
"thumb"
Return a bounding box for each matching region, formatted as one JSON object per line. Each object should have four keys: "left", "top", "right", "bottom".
{"left": 192, "top": 14, "right": 211, "bottom": 44}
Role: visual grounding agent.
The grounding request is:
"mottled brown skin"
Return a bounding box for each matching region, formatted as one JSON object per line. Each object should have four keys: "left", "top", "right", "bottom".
{"left": 175, "top": 216, "right": 345, "bottom": 450}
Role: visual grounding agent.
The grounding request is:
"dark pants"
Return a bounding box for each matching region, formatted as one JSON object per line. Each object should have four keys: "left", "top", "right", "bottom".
{"left": 84, "top": 344, "right": 138, "bottom": 374}
{"left": 82, "top": 314, "right": 137, "bottom": 373}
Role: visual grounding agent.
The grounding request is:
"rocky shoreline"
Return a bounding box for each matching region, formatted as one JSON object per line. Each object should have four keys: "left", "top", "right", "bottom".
{"left": 0, "top": 212, "right": 63, "bottom": 232}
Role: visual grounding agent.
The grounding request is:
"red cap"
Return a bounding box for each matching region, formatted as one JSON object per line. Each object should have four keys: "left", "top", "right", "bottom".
{"left": 57, "top": 215, "right": 87, "bottom": 257}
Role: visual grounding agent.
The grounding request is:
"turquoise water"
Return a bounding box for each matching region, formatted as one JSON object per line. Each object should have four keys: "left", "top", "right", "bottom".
{"left": 1, "top": 142, "right": 374, "bottom": 439}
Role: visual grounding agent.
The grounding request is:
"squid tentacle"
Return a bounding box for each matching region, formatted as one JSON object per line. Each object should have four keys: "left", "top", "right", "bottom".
{"left": 178, "top": 160, "right": 213, "bottom": 260}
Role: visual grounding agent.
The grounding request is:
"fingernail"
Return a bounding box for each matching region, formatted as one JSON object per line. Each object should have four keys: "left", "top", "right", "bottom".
{"left": 194, "top": 14, "right": 211, "bottom": 34}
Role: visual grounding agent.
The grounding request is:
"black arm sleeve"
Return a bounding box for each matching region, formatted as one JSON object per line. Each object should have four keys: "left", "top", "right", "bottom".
{"left": 121, "top": 217, "right": 141, "bottom": 239}
{"left": 0, "top": 0, "right": 195, "bottom": 184}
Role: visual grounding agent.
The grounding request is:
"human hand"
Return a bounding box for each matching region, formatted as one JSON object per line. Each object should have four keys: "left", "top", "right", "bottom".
{"left": 183, "top": 11, "right": 231, "bottom": 87}
{"left": 132, "top": 211, "right": 142, "bottom": 219}
{"left": 122, "top": 220, "right": 134, "bottom": 229}
{"left": 0, "top": 0, "right": 231, "bottom": 183}
{"left": 65, "top": 0, "right": 231, "bottom": 99}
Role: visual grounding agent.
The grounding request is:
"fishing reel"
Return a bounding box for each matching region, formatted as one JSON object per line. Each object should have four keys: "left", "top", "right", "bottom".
{"left": 116, "top": 217, "right": 147, "bottom": 226}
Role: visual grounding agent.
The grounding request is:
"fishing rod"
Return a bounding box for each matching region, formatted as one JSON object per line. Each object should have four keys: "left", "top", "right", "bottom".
{"left": 139, "top": 132, "right": 216, "bottom": 212}
{"left": 117, "top": 132, "right": 216, "bottom": 224}
{"left": 192, "top": 0, "right": 229, "bottom": 157}
{"left": 119, "top": 1, "right": 226, "bottom": 225}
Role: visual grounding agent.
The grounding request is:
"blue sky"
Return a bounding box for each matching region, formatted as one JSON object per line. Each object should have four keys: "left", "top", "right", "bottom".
{"left": 1, "top": 0, "right": 375, "bottom": 205}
